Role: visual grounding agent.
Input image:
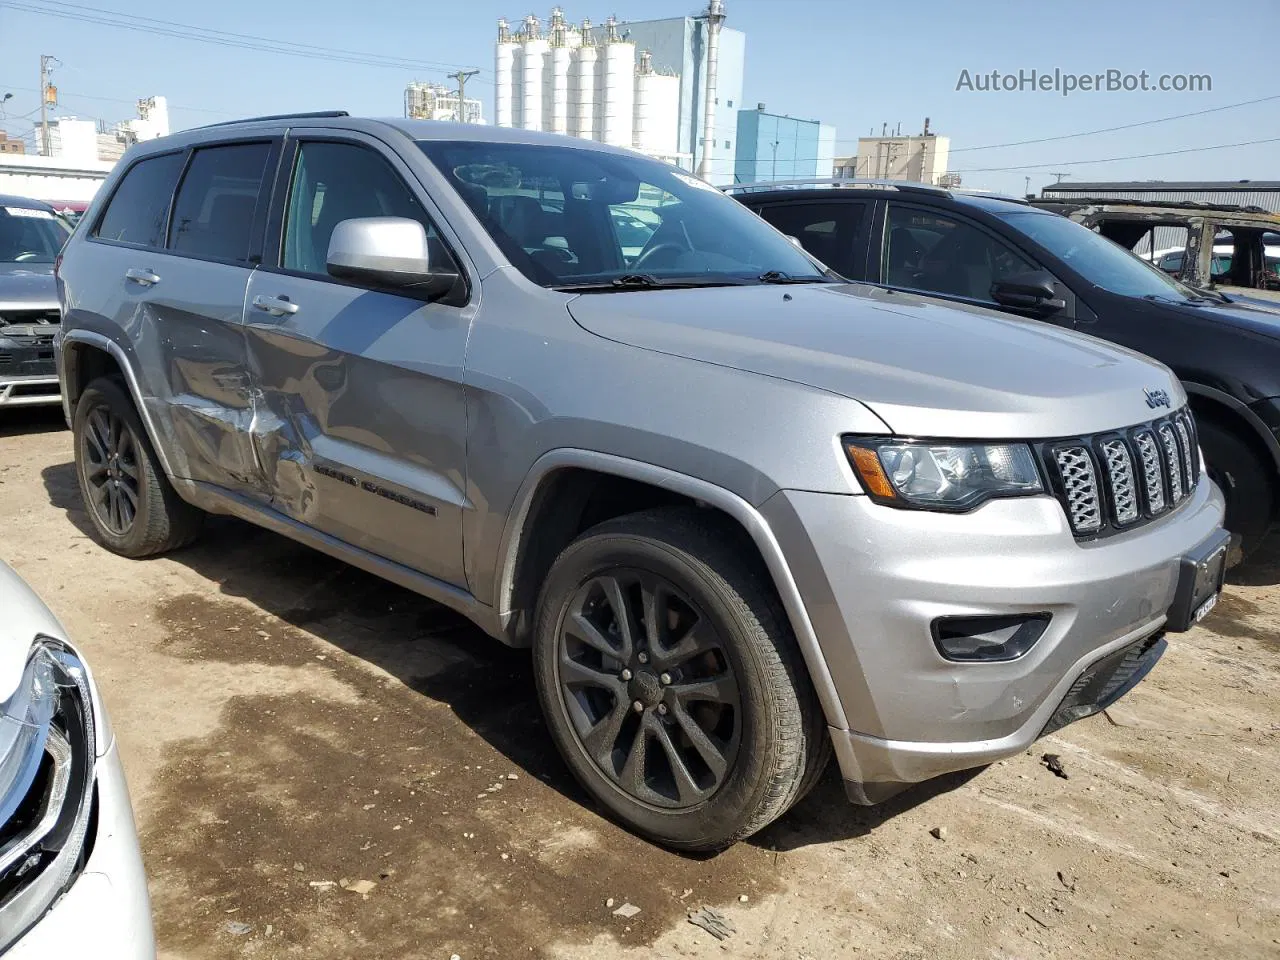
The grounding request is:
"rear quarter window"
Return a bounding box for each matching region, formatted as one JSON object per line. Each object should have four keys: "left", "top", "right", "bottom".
{"left": 93, "top": 152, "right": 186, "bottom": 248}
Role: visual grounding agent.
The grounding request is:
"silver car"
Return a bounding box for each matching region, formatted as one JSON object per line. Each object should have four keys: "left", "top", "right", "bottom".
{"left": 54, "top": 115, "right": 1227, "bottom": 850}
{"left": 0, "top": 561, "right": 155, "bottom": 957}
{"left": 0, "top": 195, "right": 69, "bottom": 409}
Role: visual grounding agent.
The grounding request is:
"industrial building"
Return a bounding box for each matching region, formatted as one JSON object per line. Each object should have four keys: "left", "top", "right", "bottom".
{"left": 832, "top": 120, "right": 951, "bottom": 186}
{"left": 0, "top": 96, "right": 168, "bottom": 205}
{"left": 405, "top": 82, "right": 484, "bottom": 125}
{"left": 733, "top": 105, "right": 835, "bottom": 184}
{"left": 493, "top": 4, "right": 742, "bottom": 180}
{"left": 1040, "top": 180, "right": 1280, "bottom": 215}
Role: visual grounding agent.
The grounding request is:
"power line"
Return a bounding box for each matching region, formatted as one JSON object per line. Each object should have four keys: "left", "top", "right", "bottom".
{"left": 829, "top": 94, "right": 1280, "bottom": 150}
{"left": 0, "top": 82, "right": 233, "bottom": 116}
{"left": 0, "top": 1, "right": 493, "bottom": 81}
{"left": 949, "top": 136, "right": 1280, "bottom": 174}
{"left": 948, "top": 94, "right": 1280, "bottom": 153}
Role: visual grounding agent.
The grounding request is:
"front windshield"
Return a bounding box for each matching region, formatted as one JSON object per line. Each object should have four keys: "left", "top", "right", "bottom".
{"left": 1001, "top": 210, "right": 1201, "bottom": 300}
{"left": 0, "top": 204, "right": 72, "bottom": 264}
{"left": 417, "top": 140, "right": 827, "bottom": 289}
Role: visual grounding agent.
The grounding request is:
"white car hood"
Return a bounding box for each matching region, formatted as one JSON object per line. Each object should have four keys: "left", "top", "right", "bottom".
{"left": 568, "top": 281, "right": 1184, "bottom": 438}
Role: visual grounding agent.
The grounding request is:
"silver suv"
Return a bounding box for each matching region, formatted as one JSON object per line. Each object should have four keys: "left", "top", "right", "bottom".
{"left": 54, "top": 114, "right": 1228, "bottom": 850}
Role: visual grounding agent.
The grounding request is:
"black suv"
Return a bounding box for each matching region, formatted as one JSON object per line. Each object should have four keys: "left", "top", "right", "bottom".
{"left": 730, "top": 179, "right": 1280, "bottom": 562}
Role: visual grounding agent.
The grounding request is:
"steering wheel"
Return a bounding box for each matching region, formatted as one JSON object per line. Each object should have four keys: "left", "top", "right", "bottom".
{"left": 631, "top": 242, "right": 687, "bottom": 272}
{"left": 14, "top": 252, "right": 42, "bottom": 262}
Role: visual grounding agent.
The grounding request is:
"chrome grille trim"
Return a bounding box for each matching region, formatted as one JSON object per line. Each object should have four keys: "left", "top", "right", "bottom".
{"left": 1054, "top": 446, "right": 1102, "bottom": 534}
{"left": 1159, "top": 424, "right": 1184, "bottom": 503}
{"left": 1100, "top": 439, "right": 1139, "bottom": 525}
{"left": 1174, "top": 415, "right": 1196, "bottom": 485}
{"left": 1133, "top": 431, "right": 1166, "bottom": 514}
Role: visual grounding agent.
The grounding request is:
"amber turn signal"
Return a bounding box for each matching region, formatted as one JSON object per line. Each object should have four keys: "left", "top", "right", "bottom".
{"left": 844, "top": 442, "right": 897, "bottom": 500}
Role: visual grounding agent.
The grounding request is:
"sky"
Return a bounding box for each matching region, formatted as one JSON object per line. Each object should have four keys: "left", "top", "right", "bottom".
{"left": 0, "top": 0, "right": 1277, "bottom": 196}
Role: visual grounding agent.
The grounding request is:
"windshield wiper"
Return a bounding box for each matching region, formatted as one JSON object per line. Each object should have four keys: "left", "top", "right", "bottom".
{"left": 554, "top": 274, "right": 748, "bottom": 293}
{"left": 757, "top": 270, "right": 833, "bottom": 284}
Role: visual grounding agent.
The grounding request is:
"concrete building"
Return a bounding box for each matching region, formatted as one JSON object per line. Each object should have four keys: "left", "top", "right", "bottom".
{"left": 0, "top": 131, "right": 27, "bottom": 155}
{"left": 733, "top": 106, "right": 835, "bottom": 183}
{"left": 493, "top": 6, "right": 741, "bottom": 178}
{"left": 0, "top": 153, "right": 111, "bottom": 205}
{"left": 837, "top": 120, "right": 950, "bottom": 185}
{"left": 43, "top": 96, "right": 170, "bottom": 165}
{"left": 603, "top": 11, "right": 743, "bottom": 181}
{"left": 405, "top": 82, "right": 485, "bottom": 124}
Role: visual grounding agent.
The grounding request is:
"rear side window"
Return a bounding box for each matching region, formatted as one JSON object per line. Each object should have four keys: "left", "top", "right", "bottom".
{"left": 758, "top": 201, "right": 867, "bottom": 278}
{"left": 168, "top": 142, "right": 272, "bottom": 263}
{"left": 93, "top": 152, "right": 185, "bottom": 247}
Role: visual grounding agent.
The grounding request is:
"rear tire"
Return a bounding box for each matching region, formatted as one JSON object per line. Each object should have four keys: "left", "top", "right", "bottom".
{"left": 1199, "top": 418, "right": 1274, "bottom": 565}
{"left": 73, "top": 377, "right": 202, "bottom": 557}
{"left": 532, "top": 507, "right": 827, "bottom": 851}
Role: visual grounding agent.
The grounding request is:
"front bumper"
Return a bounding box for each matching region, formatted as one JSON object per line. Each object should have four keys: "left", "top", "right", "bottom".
{"left": 7, "top": 738, "right": 155, "bottom": 959}
{"left": 1, "top": 333, "right": 61, "bottom": 406}
{"left": 761, "top": 474, "right": 1225, "bottom": 799}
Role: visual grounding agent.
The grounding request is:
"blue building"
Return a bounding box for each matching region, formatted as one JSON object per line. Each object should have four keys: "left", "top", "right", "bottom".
{"left": 734, "top": 107, "right": 836, "bottom": 184}
{"left": 609, "top": 15, "right": 745, "bottom": 183}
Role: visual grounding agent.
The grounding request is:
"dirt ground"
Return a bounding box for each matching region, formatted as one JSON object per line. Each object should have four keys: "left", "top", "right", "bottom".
{"left": 1, "top": 407, "right": 1277, "bottom": 960}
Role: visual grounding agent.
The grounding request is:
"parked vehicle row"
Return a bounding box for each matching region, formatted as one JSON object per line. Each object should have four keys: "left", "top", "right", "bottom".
{"left": 726, "top": 180, "right": 1280, "bottom": 563}
{"left": 41, "top": 115, "right": 1225, "bottom": 857}
{"left": 0, "top": 195, "right": 69, "bottom": 409}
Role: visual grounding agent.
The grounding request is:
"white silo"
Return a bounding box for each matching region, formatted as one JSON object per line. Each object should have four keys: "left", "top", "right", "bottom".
{"left": 570, "top": 20, "right": 597, "bottom": 141}
{"left": 601, "top": 17, "right": 635, "bottom": 148}
{"left": 520, "top": 14, "right": 548, "bottom": 131}
{"left": 549, "top": 8, "right": 571, "bottom": 135}
{"left": 634, "top": 52, "right": 680, "bottom": 156}
{"left": 495, "top": 18, "right": 517, "bottom": 128}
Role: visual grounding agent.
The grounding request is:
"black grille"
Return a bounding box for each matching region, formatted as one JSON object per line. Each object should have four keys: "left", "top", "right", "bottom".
{"left": 1040, "top": 408, "right": 1200, "bottom": 539}
{"left": 0, "top": 308, "right": 60, "bottom": 327}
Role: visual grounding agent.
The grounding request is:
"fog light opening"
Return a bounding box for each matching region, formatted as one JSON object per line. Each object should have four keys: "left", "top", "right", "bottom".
{"left": 932, "top": 613, "right": 1051, "bottom": 662}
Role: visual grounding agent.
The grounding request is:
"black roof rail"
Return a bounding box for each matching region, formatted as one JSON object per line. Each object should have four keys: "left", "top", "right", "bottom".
{"left": 194, "top": 110, "right": 350, "bottom": 130}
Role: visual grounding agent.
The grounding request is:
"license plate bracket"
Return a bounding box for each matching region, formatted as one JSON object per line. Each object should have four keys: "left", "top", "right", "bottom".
{"left": 1166, "top": 529, "right": 1230, "bottom": 632}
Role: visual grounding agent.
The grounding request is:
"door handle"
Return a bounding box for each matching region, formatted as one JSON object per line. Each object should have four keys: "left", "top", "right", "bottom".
{"left": 251, "top": 294, "right": 300, "bottom": 317}
{"left": 124, "top": 267, "right": 160, "bottom": 287}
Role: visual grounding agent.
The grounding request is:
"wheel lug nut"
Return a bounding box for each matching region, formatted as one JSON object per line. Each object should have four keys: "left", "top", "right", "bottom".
{"left": 632, "top": 700, "right": 644, "bottom": 713}
{"left": 657, "top": 703, "right": 668, "bottom": 715}
{"left": 659, "top": 673, "right": 672, "bottom": 685}
{"left": 620, "top": 669, "right": 633, "bottom": 681}
{"left": 637, "top": 651, "right": 649, "bottom": 664}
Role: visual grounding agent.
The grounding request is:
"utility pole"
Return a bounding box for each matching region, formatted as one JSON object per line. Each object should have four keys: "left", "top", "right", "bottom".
{"left": 1024, "top": 175, "right": 1031, "bottom": 197}
{"left": 448, "top": 69, "right": 480, "bottom": 123}
{"left": 771, "top": 140, "right": 780, "bottom": 181}
{"left": 39, "top": 54, "right": 59, "bottom": 157}
{"left": 1050, "top": 171, "right": 1070, "bottom": 184}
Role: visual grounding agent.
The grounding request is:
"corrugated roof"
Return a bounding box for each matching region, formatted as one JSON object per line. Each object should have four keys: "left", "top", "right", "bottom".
{"left": 1044, "top": 181, "right": 1280, "bottom": 192}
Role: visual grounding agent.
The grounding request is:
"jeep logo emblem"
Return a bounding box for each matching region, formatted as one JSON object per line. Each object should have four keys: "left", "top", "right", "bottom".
{"left": 1145, "top": 387, "right": 1172, "bottom": 409}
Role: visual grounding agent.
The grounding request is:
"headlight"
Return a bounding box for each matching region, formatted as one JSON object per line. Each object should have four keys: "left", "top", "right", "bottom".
{"left": 844, "top": 437, "right": 1044, "bottom": 510}
{"left": 0, "top": 640, "right": 96, "bottom": 951}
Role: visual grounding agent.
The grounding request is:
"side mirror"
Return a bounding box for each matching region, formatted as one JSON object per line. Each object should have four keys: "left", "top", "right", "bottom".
{"left": 990, "top": 269, "right": 1066, "bottom": 315}
{"left": 327, "top": 217, "right": 457, "bottom": 298}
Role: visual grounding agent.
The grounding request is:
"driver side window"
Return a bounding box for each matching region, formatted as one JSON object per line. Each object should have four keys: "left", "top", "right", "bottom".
{"left": 283, "top": 141, "right": 441, "bottom": 277}
{"left": 883, "top": 204, "right": 1033, "bottom": 303}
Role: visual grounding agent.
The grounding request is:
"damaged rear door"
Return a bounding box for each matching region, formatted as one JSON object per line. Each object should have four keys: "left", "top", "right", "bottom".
{"left": 242, "top": 131, "right": 471, "bottom": 588}
{"left": 139, "top": 137, "right": 279, "bottom": 495}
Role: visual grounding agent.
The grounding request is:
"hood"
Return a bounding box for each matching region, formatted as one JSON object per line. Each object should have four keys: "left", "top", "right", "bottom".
{"left": 0, "top": 264, "right": 58, "bottom": 312}
{"left": 568, "top": 283, "right": 1183, "bottom": 438}
{"left": 0, "top": 561, "right": 68, "bottom": 703}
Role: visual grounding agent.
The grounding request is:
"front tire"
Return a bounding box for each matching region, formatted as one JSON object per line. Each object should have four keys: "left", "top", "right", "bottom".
{"left": 73, "top": 377, "right": 202, "bottom": 557}
{"left": 532, "top": 507, "right": 827, "bottom": 851}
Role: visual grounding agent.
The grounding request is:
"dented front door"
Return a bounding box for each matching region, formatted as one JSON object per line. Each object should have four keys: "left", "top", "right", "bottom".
{"left": 241, "top": 133, "right": 471, "bottom": 588}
